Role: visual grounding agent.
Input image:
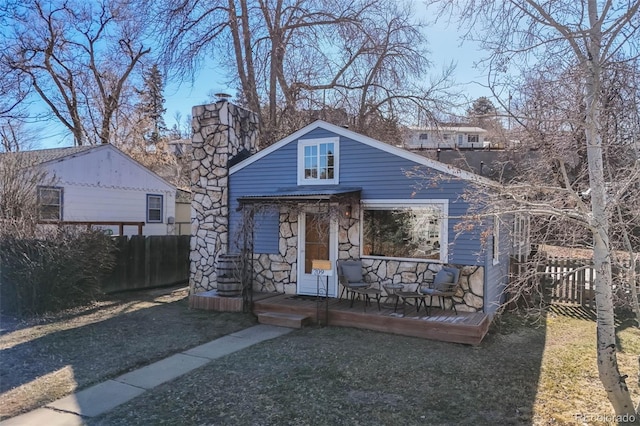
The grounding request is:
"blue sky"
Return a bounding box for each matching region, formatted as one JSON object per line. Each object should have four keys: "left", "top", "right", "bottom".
{"left": 161, "top": 15, "right": 492, "bottom": 132}
{"left": 39, "top": 11, "right": 492, "bottom": 149}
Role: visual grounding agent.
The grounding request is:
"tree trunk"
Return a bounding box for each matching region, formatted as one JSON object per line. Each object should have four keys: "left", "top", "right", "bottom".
{"left": 583, "top": 15, "right": 635, "bottom": 413}
{"left": 227, "top": 0, "right": 262, "bottom": 129}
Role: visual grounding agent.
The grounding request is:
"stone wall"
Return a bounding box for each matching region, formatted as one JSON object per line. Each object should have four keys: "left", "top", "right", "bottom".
{"left": 189, "top": 100, "right": 259, "bottom": 294}
{"left": 249, "top": 204, "right": 485, "bottom": 312}
{"left": 253, "top": 211, "right": 298, "bottom": 294}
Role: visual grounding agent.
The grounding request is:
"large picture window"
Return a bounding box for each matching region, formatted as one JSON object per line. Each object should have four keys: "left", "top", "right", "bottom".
{"left": 362, "top": 202, "right": 446, "bottom": 261}
{"left": 38, "top": 186, "right": 63, "bottom": 221}
{"left": 298, "top": 138, "right": 339, "bottom": 185}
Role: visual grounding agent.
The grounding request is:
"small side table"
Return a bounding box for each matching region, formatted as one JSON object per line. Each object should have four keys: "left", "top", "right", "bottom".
{"left": 350, "top": 288, "right": 382, "bottom": 312}
{"left": 382, "top": 283, "right": 404, "bottom": 307}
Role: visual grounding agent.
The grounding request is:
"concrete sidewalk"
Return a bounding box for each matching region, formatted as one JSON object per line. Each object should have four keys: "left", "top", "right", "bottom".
{"left": 0, "top": 324, "right": 294, "bottom": 426}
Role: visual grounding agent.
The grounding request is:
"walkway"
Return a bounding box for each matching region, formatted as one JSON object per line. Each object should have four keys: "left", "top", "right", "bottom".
{"left": 0, "top": 324, "right": 293, "bottom": 426}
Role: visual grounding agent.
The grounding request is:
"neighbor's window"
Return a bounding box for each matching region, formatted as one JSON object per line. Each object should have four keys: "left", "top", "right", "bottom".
{"left": 298, "top": 138, "right": 339, "bottom": 185}
{"left": 362, "top": 203, "right": 445, "bottom": 260}
{"left": 419, "top": 133, "right": 429, "bottom": 140}
{"left": 468, "top": 134, "right": 479, "bottom": 143}
{"left": 38, "top": 186, "right": 63, "bottom": 221}
{"left": 147, "top": 194, "right": 163, "bottom": 223}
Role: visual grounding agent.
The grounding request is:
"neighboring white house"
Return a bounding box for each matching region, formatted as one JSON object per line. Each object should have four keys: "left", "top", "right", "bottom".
{"left": 175, "top": 188, "right": 192, "bottom": 236}
{"left": 405, "top": 125, "right": 488, "bottom": 150}
{"left": 18, "top": 144, "right": 177, "bottom": 236}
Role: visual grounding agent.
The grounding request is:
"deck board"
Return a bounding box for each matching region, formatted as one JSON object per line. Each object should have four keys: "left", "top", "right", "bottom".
{"left": 252, "top": 293, "right": 490, "bottom": 345}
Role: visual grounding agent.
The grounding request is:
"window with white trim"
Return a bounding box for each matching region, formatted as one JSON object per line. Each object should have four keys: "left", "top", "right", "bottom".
{"left": 493, "top": 216, "right": 500, "bottom": 264}
{"left": 147, "top": 194, "right": 163, "bottom": 223}
{"left": 297, "top": 138, "right": 338, "bottom": 185}
{"left": 38, "top": 186, "right": 63, "bottom": 221}
{"left": 512, "top": 213, "right": 530, "bottom": 258}
{"left": 361, "top": 201, "right": 447, "bottom": 261}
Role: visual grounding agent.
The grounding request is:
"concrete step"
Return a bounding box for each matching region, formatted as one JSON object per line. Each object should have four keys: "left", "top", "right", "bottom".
{"left": 257, "top": 312, "right": 310, "bottom": 329}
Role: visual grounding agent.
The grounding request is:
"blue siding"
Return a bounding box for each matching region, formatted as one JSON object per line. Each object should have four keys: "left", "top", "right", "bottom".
{"left": 228, "top": 197, "right": 280, "bottom": 254}
{"left": 229, "top": 139, "right": 297, "bottom": 253}
{"left": 483, "top": 218, "right": 511, "bottom": 315}
{"left": 252, "top": 209, "right": 279, "bottom": 253}
{"left": 230, "top": 128, "right": 488, "bottom": 265}
{"left": 338, "top": 133, "right": 485, "bottom": 266}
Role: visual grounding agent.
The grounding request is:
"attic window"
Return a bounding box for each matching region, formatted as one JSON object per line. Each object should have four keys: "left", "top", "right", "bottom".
{"left": 298, "top": 137, "right": 339, "bottom": 185}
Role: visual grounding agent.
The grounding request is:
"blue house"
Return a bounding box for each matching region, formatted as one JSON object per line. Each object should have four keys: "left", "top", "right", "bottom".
{"left": 189, "top": 101, "right": 510, "bottom": 318}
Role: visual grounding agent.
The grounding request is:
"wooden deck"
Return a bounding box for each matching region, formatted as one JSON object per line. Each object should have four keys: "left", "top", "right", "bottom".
{"left": 253, "top": 293, "right": 491, "bottom": 345}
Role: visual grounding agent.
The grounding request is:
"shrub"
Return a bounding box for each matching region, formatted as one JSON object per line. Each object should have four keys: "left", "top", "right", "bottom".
{"left": 0, "top": 228, "right": 117, "bottom": 317}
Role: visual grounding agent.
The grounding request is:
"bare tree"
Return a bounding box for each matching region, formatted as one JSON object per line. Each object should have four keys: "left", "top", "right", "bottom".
{"left": 0, "top": 153, "right": 54, "bottom": 237}
{"left": 155, "top": 0, "right": 458, "bottom": 145}
{"left": 430, "top": 0, "right": 640, "bottom": 415}
{"left": 1, "top": 120, "right": 25, "bottom": 153}
{"left": 1, "top": 0, "right": 151, "bottom": 146}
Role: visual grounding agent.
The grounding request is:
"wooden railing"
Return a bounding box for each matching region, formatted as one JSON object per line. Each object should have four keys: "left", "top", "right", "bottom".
{"left": 39, "top": 221, "right": 145, "bottom": 235}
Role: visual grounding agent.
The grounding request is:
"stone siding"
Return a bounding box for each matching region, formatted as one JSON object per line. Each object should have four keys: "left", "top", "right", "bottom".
{"left": 249, "top": 205, "right": 485, "bottom": 312}
{"left": 189, "top": 101, "right": 259, "bottom": 294}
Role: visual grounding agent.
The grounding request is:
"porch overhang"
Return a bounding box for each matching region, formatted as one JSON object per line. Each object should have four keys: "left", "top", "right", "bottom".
{"left": 237, "top": 185, "right": 362, "bottom": 204}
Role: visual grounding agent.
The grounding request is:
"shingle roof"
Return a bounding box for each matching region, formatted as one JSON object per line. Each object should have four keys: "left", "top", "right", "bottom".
{"left": 1, "top": 145, "right": 98, "bottom": 166}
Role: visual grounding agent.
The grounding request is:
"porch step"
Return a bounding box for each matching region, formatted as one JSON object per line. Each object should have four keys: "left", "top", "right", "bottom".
{"left": 257, "top": 312, "right": 310, "bottom": 329}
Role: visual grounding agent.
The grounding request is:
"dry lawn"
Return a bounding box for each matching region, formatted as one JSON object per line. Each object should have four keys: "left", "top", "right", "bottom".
{"left": 88, "top": 306, "right": 639, "bottom": 426}
{"left": 0, "top": 286, "right": 256, "bottom": 420}
{"left": 2, "top": 288, "right": 640, "bottom": 425}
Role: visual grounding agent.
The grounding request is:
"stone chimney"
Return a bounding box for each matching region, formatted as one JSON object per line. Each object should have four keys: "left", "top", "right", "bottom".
{"left": 189, "top": 100, "right": 259, "bottom": 295}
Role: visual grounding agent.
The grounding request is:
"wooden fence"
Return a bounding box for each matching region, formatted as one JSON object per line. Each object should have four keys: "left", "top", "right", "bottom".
{"left": 544, "top": 256, "right": 638, "bottom": 309}
{"left": 103, "top": 235, "right": 190, "bottom": 293}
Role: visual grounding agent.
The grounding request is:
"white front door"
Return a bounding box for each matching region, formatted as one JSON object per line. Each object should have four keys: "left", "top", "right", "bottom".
{"left": 297, "top": 210, "right": 337, "bottom": 297}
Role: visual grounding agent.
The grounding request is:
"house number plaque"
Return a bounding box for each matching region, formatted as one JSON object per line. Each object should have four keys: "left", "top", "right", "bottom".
{"left": 311, "top": 259, "right": 333, "bottom": 276}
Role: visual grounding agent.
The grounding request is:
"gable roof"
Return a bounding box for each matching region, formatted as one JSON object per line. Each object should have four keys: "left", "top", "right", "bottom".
{"left": 4, "top": 144, "right": 176, "bottom": 190}
{"left": 230, "top": 120, "right": 498, "bottom": 186}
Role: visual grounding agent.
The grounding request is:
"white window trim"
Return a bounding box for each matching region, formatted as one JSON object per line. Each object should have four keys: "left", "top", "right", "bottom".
{"left": 512, "top": 213, "right": 530, "bottom": 259}
{"left": 297, "top": 137, "right": 339, "bottom": 185}
{"left": 38, "top": 186, "right": 63, "bottom": 221}
{"left": 360, "top": 199, "right": 449, "bottom": 263}
{"left": 147, "top": 194, "right": 164, "bottom": 223}
{"left": 493, "top": 215, "right": 500, "bottom": 265}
